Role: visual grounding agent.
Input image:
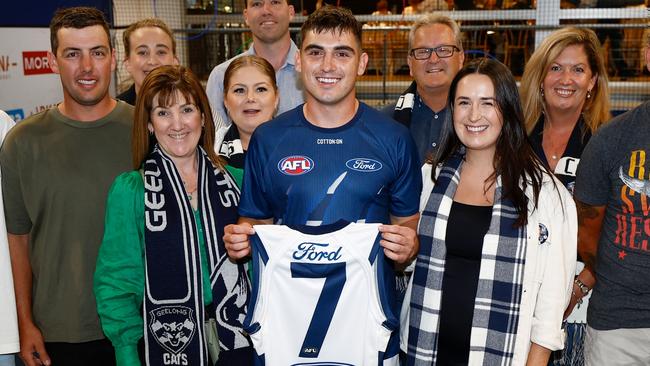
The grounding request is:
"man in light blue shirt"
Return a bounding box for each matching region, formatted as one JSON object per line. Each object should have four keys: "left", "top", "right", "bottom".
{"left": 206, "top": 0, "right": 304, "bottom": 130}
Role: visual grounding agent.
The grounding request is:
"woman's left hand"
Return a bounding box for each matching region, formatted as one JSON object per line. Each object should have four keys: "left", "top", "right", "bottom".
{"left": 563, "top": 268, "right": 595, "bottom": 319}
{"left": 563, "top": 284, "right": 584, "bottom": 320}
{"left": 378, "top": 224, "right": 418, "bottom": 265}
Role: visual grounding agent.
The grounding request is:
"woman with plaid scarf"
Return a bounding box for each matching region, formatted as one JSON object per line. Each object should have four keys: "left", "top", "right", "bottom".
{"left": 401, "top": 58, "right": 577, "bottom": 365}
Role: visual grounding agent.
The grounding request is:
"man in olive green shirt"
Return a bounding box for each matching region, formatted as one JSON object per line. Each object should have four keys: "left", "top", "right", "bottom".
{"left": 0, "top": 7, "right": 132, "bottom": 366}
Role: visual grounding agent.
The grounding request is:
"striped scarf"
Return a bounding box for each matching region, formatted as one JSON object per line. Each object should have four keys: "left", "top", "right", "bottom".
{"left": 406, "top": 152, "right": 527, "bottom": 365}
{"left": 143, "top": 146, "right": 240, "bottom": 365}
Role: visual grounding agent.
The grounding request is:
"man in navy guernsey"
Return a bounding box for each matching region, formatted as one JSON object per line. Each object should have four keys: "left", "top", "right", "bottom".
{"left": 224, "top": 5, "right": 422, "bottom": 364}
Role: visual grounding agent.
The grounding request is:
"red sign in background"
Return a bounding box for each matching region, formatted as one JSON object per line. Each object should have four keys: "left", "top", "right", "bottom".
{"left": 22, "top": 51, "right": 53, "bottom": 75}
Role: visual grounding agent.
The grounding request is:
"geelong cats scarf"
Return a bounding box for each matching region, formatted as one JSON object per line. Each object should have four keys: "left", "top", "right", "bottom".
{"left": 143, "top": 146, "right": 240, "bottom": 365}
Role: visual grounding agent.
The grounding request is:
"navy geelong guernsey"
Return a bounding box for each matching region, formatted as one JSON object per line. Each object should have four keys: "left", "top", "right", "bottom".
{"left": 239, "top": 102, "right": 421, "bottom": 363}
{"left": 239, "top": 102, "right": 422, "bottom": 227}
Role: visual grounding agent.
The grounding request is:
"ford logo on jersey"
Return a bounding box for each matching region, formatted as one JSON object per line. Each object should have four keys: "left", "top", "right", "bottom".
{"left": 278, "top": 156, "right": 314, "bottom": 175}
{"left": 293, "top": 242, "right": 342, "bottom": 261}
{"left": 345, "top": 158, "right": 382, "bottom": 172}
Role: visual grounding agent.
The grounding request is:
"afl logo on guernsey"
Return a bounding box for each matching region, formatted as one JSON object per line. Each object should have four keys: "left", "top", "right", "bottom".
{"left": 346, "top": 158, "right": 382, "bottom": 172}
{"left": 278, "top": 156, "right": 314, "bottom": 175}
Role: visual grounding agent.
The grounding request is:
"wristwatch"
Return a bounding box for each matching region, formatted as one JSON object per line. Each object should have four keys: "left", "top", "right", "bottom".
{"left": 574, "top": 278, "right": 590, "bottom": 296}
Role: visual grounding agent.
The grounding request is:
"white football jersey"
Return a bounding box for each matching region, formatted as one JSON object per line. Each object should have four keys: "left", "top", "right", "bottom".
{"left": 244, "top": 222, "right": 397, "bottom": 366}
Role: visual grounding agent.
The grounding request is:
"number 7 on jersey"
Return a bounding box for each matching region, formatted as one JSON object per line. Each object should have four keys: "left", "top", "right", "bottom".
{"left": 290, "top": 262, "right": 346, "bottom": 358}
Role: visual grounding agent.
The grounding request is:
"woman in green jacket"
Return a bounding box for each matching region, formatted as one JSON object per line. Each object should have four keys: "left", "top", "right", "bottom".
{"left": 94, "top": 65, "right": 253, "bottom": 366}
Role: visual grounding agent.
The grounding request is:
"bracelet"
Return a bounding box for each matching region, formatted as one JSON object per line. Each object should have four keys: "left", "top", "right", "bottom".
{"left": 571, "top": 289, "right": 584, "bottom": 306}
{"left": 571, "top": 290, "right": 582, "bottom": 308}
{"left": 574, "top": 278, "right": 590, "bottom": 296}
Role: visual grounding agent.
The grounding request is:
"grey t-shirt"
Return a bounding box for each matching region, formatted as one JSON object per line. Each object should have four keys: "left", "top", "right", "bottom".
{"left": 0, "top": 102, "right": 133, "bottom": 342}
{"left": 574, "top": 101, "right": 650, "bottom": 330}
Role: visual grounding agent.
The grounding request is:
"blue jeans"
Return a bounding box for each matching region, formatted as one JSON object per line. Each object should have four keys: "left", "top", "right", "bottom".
{"left": 0, "top": 354, "right": 16, "bottom": 366}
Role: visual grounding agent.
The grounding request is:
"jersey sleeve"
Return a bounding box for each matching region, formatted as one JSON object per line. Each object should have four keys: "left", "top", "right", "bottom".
{"left": 239, "top": 131, "right": 273, "bottom": 220}
{"left": 93, "top": 171, "right": 145, "bottom": 366}
{"left": 574, "top": 129, "right": 611, "bottom": 206}
{"left": 388, "top": 132, "right": 422, "bottom": 218}
{"left": 0, "top": 126, "right": 31, "bottom": 234}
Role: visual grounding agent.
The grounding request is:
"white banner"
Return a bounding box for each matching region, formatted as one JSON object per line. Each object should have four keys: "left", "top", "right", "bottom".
{"left": 0, "top": 28, "right": 63, "bottom": 123}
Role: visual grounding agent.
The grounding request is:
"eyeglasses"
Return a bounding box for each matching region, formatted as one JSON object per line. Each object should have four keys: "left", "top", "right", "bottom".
{"left": 409, "top": 45, "right": 460, "bottom": 60}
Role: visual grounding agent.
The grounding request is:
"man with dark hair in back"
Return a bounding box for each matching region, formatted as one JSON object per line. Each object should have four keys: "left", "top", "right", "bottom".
{"left": 1, "top": 7, "right": 132, "bottom": 366}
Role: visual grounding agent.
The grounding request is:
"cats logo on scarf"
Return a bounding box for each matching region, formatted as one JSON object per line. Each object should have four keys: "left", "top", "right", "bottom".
{"left": 149, "top": 306, "right": 196, "bottom": 357}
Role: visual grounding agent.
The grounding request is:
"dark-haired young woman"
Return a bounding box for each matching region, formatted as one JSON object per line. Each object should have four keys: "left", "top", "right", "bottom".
{"left": 402, "top": 58, "right": 577, "bottom": 365}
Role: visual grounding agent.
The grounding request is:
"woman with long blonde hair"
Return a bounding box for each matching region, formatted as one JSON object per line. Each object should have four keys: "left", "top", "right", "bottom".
{"left": 520, "top": 27, "right": 610, "bottom": 366}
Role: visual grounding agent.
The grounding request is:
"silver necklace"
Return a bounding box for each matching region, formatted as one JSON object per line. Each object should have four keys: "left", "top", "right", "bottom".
{"left": 182, "top": 180, "right": 197, "bottom": 201}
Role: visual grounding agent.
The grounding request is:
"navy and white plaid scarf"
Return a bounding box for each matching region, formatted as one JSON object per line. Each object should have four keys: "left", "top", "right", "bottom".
{"left": 406, "top": 152, "right": 527, "bottom": 365}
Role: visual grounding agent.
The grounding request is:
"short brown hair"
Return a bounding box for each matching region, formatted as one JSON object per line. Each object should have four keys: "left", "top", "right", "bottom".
{"left": 50, "top": 7, "right": 111, "bottom": 54}
{"left": 300, "top": 6, "right": 362, "bottom": 48}
{"left": 133, "top": 65, "right": 223, "bottom": 170}
{"left": 123, "top": 18, "right": 176, "bottom": 58}
{"left": 224, "top": 55, "right": 277, "bottom": 92}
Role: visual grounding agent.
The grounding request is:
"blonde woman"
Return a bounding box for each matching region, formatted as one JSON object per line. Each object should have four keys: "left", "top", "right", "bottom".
{"left": 216, "top": 55, "right": 278, "bottom": 187}
{"left": 520, "top": 27, "right": 610, "bottom": 365}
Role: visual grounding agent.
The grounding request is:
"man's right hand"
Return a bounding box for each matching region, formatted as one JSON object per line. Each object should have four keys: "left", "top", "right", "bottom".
{"left": 8, "top": 233, "right": 49, "bottom": 365}
{"left": 19, "top": 322, "right": 50, "bottom": 366}
{"left": 224, "top": 223, "right": 255, "bottom": 260}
